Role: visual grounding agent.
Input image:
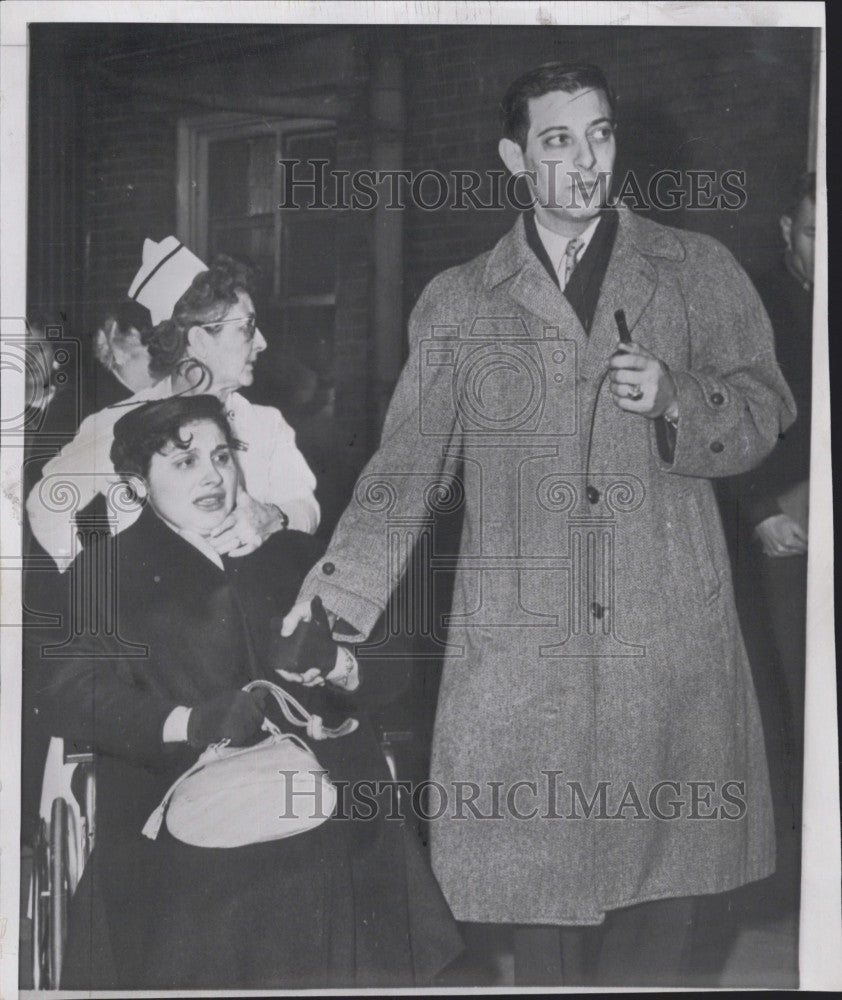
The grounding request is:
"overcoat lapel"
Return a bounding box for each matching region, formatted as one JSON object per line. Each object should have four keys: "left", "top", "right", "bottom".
{"left": 582, "top": 212, "right": 660, "bottom": 375}
{"left": 485, "top": 215, "right": 588, "bottom": 340}
{"left": 484, "top": 209, "right": 682, "bottom": 353}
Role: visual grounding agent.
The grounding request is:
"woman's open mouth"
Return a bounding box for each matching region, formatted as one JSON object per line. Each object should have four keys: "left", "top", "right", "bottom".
{"left": 194, "top": 492, "right": 226, "bottom": 510}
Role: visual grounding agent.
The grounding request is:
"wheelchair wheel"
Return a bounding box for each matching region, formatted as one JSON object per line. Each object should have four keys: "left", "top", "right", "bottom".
{"left": 49, "top": 798, "right": 70, "bottom": 988}
{"left": 31, "top": 818, "right": 50, "bottom": 989}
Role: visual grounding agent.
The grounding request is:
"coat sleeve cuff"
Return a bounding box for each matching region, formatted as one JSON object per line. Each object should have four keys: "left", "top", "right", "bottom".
{"left": 298, "top": 563, "right": 385, "bottom": 643}
{"left": 162, "top": 705, "right": 192, "bottom": 743}
{"left": 651, "top": 369, "right": 769, "bottom": 478}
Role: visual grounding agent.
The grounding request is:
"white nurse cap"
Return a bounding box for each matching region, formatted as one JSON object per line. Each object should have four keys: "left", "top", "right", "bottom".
{"left": 127, "top": 236, "right": 207, "bottom": 325}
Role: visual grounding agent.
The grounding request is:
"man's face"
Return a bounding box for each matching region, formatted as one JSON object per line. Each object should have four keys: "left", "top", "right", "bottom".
{"left": 781, "top": 196, "right": 815, "bottom": 285}
{"left": 499, "top": 87, "right": 616, "bottom": 236}
{"left": 116, "top": 327, "right": 154, "bottom": 393}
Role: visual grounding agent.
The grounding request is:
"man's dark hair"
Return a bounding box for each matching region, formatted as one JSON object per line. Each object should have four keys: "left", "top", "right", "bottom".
{"left": 784, "top": 171, "right": 816, "bottom": 217}
{"left": 501, "top": 63, "right": 616, "bottom": 150}
{"left": 110, "top": 394, "right": 243, "bottom": 480}
{"left": 142, "top": 254, "right": 256, "bottom": 379}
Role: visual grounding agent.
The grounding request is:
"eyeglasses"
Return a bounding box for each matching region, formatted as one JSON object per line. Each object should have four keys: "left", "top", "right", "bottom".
{"left": 200, "top": 315, "right": 257, "bottom": 339}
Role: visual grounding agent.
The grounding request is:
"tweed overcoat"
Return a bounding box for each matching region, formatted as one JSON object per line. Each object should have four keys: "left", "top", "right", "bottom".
{"left": 299, "top": 208, "right": 797, "bottom": 925}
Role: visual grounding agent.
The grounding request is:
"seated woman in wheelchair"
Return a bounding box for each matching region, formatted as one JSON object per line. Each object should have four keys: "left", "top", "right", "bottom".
{"left": 33, "top": 394, "right": 461, "bottom": 990}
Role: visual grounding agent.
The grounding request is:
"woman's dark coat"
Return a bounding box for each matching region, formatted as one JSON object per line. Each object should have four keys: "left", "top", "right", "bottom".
{"left": 34, "top": 506, "right": 461, "bottom": 989}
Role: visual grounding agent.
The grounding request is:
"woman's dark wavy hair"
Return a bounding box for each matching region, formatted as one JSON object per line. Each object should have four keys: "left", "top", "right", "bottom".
{"left": 500, "top": 63, "right": 616, "bottom": 150}
{"left": 141, "top": 254, "right": 256, "bottom": 380}
{"left": 110, "top": 394, "right": 244, "bottom": 480}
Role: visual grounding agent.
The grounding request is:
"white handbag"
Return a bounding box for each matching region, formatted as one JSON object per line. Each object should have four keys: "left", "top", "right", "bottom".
{"left": 142, "top": 679, "right": 358, "bottom": 849}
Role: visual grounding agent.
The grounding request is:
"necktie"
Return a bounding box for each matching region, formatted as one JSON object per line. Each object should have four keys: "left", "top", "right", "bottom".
{"left": 561, "top": 236, "right": 584, "bottom": 290}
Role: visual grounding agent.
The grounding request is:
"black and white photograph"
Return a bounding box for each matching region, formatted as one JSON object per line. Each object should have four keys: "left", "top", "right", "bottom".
{"left": 0, "top": 1, "right": 836, "bottom": 993}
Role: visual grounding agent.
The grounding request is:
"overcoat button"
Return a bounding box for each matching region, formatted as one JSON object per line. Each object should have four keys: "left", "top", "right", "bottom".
{"left": 710, "top": 392, "right": 724, "bottom": 405}
{"left": 710, "top": 440, "right": 724, "bottom": 453}
{"left": 591, "top": 602, "right": 604, "bottom": 619}
{"left": 322, "top": 562, "right": 335, "bottom": 575}
{"left": 586, "top": 486, "right": 600, "bottom": 504}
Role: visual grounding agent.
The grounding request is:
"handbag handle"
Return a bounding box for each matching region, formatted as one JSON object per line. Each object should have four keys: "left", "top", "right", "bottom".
{"left": 243, "top": 678, "right": 358, "bottom": 740}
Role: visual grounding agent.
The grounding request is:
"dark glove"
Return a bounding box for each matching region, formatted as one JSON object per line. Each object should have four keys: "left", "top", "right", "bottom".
{"left": 269, "top": 596, "right": 337, "bottom": 677}
{"left": 187, "top": 688, "right": 268, "bottom": 749}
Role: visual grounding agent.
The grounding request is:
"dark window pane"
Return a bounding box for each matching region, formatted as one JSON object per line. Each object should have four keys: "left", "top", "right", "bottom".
{"left": 209, "top": 135, "right": 276, "bottom": 219}
{"left": 286, "top": 131, "right": 335, "bottom": 171}
{"left": 208, "top": 139, "right": 249, "bottom": 218}
{"left": 283, "top": 215, "right": 336, "bottom": 297}
{"left": 247, "top": 135, "right": 277, "bottom": 216}
{"left": 282, "top": 131, "right": 336, "bottom": 209}
{"left": 208, "top": 221, "right": 275, "bottom": 302}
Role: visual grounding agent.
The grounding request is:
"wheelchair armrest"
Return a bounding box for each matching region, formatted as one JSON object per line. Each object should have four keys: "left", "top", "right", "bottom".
{"left": 63, "top": 741, "right": 94, "bottom": 766}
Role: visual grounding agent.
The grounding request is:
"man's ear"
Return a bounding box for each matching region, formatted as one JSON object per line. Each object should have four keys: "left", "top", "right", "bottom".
{"left": 780, "top": 214, "right": 793, "bottom": 251}
{"left": 498, "top": 137, "right": 526, "bottom": 176}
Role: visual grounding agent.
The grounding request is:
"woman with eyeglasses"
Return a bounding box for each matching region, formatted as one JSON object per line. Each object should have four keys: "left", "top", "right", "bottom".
{"left": 25, "top": 253, "right": 320, "bottom": 571}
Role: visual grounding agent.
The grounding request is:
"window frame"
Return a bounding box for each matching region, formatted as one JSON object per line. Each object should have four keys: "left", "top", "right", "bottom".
{"left": 176, "top": 113, "right": 336, "bottom": 306}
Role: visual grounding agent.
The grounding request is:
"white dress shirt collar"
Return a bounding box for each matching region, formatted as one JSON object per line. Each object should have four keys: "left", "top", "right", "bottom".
{"left": 535, "top": 214, "right": 601, "bottom": 277}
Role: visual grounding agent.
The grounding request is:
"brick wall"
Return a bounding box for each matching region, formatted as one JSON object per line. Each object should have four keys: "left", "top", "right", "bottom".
{"left": 82, "top": 85, "right": 178, "bottom": 330}
{"left": 27, "top": 33, "right": 86, "bottom": 330}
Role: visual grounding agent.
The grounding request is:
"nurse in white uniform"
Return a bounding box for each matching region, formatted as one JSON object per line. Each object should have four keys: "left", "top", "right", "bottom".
{"left": 26, "top": 237, "right": 319, "bottom": 570}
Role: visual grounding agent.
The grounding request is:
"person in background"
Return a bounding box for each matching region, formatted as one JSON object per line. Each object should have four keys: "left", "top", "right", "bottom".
{"left": 25, "top": 238, "right": 320, "bottom": 571}
{"left": 21, "top": 308, "right": 80, "bottom": 498}
{"left": 21, "top": 307, "right": 79, "bottom": 842}
{"left": 721, "top": 171, "right": 815, "bottom": 910}
{"left": 744, "top": 172, "right": 813, "bottom": 739}
{"left": 22, "top": 308, "right": 66, "bottom": 416}
{"left": 90, "top": 298, "right": 156, "bottom": 410}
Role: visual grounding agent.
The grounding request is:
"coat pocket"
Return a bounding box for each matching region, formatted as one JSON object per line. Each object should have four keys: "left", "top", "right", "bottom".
{"left": 680, "top": 490, "right": 722, "bottom": 603}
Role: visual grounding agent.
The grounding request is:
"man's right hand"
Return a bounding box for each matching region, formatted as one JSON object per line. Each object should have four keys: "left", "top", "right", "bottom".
{"left": 755, "top": 513, "right": 808, "bottom": 557}
{"left": 281, "top": 599, "right": 315, "bottom": 636}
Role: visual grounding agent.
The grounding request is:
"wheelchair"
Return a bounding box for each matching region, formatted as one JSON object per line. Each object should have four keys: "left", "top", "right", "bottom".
{"left": 28, "top": 737, "right": 96, "bottom": 990}
{"left": 24, "top": 727, "right": 415, "bottom": 990}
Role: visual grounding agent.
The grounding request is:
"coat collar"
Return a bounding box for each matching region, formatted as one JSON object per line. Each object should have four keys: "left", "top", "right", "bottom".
{"left": 117, "top": 503, "right": 228, "bottom": 585}
{"left": 484, "top": 207, "right": 686, "bottom": 332}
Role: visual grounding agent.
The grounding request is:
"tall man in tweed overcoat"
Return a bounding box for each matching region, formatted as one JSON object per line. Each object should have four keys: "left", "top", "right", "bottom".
{"left": 281, "top": 64, "right": 796, "bottom": 985}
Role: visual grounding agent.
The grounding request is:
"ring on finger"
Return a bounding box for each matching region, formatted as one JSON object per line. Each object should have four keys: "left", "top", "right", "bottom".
{"left": 627, "top": 384, "right": 644, "bottom": 401}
